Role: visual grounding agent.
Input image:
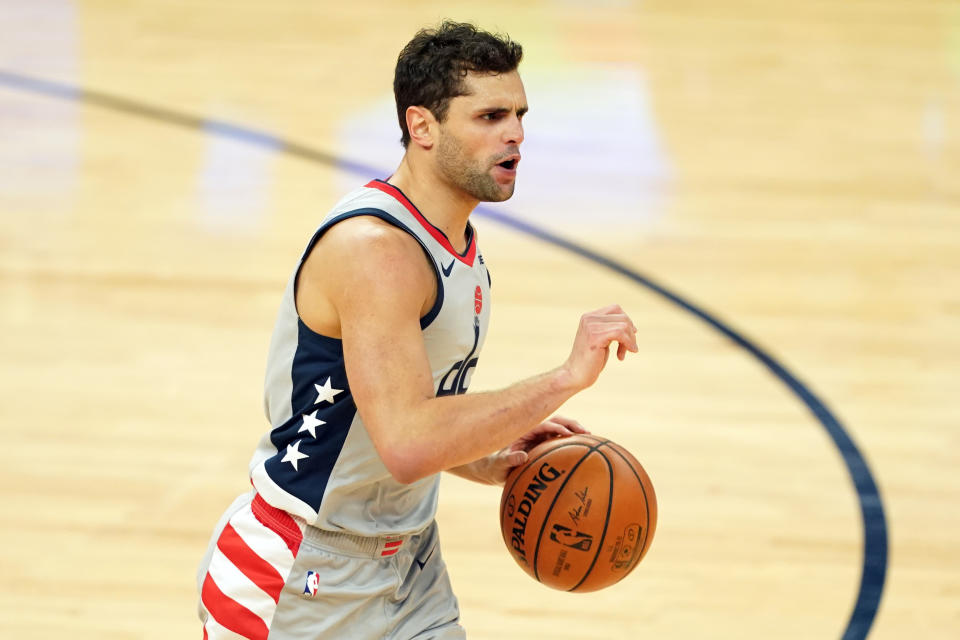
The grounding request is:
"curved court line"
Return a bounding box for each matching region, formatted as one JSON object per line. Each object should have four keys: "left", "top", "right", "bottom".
{"left": 472, "top": 207, "right": 889, "bottom": 640}
{"left": 0, "top": 69, "right": 888, "bottom": 639}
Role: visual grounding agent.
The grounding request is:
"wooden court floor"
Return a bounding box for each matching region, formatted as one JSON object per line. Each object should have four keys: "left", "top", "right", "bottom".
{"left": 1, "top": 1, "right": 958, "bottom": 638}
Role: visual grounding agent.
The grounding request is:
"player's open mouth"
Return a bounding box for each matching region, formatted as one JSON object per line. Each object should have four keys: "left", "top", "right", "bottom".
{"left": 495, "top": 155, "right": 520, "bottom": 171}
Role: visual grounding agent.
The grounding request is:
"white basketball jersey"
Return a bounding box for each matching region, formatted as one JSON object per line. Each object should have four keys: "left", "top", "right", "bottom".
{"left": 249, "top": 179, "right": 492, "bottom": 535}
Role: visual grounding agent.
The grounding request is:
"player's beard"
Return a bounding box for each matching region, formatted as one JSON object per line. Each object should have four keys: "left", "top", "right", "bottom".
{"left": 436, "top": 129, "right": 515, "bottom": 202}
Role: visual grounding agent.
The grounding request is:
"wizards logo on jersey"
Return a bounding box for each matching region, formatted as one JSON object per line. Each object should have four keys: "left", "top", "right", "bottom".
{"left": 437, "top": 316, "right": 480, "bottom": 397}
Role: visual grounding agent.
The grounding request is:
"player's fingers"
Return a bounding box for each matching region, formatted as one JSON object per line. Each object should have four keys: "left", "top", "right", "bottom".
{"left": 505, "top": 449, "right": 528, "bottom": 467}
{"left": 548, "top": 415, "right": 589, "bottom": 434}
{"left": 587, "top": 303, "right": 625, "bottom": 317}
{"left": 588, "top": 324, "right": 639, "bottom": 353}
{"left": 584, "top": 313, "right": 637, "bottom": 335}
{"left": 537, "top": 420, "right": 576, "bottom": 437}
{"left": 587, "top": 306, "right": 638, "bottom": 333}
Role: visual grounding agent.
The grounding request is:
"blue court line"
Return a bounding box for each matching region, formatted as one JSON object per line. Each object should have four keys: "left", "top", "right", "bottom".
{"left": 0, "top": 69, "right": 888, "bottom": 639}
{"left": 473, "top": 207, "right": 889, "bottom": 639}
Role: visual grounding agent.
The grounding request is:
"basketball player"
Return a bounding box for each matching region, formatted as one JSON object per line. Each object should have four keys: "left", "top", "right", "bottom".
{"left": 197, "top": 21, "right": 638, "bottom": 639}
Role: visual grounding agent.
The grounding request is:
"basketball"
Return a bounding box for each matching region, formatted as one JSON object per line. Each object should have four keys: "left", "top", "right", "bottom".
{"left": 499, "top": 433, "right": 657, "bottom": 592}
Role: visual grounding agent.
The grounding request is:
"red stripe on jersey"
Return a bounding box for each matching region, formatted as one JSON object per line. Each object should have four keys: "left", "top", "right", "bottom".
{"left": 216, "top": 523, "right": 286, "bottom": 603}
{"left": 381, "top": 547, "right": 400, "bottom": 557}
{"left": 201, "top": 573, "right": 269, "bottom": 640}
{"left": 383, "top": 540, "right": 402, "bottom": 548}
{"left": 202, "top": 627, "right": 208, "bottom": 640}
{"left": 251, "top": 494, "right": 304, "bottom": 557}
{"left": 365, "top": 179, "right": 477, "bottom": 266}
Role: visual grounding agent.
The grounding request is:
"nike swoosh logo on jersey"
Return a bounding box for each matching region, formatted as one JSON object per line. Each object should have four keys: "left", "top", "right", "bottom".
{"left": 416, "top": 546, "right": 435, "bottom": 571}
{"left": 441, "top": 259, "right": 455, "bottom": 277}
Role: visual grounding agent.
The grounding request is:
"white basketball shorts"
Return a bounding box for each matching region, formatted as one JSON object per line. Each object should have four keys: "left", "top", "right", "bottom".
{"left": 196, "top": 491, "right": 466, "bottom": 639}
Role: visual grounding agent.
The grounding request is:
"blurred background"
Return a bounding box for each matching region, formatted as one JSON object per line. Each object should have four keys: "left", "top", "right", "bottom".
{"left": 1, "top": 1, "right": 958, "bottom": 638}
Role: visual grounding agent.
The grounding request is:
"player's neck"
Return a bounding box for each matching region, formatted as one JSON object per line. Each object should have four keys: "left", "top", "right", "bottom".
{"left": 389, "top": 156, "right": 476, "bottom": 253}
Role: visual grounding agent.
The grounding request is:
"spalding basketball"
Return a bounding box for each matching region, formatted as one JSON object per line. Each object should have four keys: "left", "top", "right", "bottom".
{"left": 499, "top": 434, "right": 656, "bottom": 592}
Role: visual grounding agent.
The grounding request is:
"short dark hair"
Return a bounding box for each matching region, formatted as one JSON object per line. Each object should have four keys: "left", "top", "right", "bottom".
{"left": 393, "top": 21, "right": 523, "bottom": 147}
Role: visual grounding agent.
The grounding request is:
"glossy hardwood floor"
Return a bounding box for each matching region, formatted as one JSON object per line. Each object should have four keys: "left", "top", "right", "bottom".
{"left": 0, "top": 1, "right": 957, "bottom": 638}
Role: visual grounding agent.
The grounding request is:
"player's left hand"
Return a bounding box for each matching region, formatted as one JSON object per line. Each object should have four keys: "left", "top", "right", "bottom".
{"left": 488, "top": 416, "right": 589, "bottom": 485}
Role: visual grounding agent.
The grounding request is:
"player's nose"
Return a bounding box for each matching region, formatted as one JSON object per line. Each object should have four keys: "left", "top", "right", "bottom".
{"left": 503, "top": 115, "right": 524, "bottom": 145}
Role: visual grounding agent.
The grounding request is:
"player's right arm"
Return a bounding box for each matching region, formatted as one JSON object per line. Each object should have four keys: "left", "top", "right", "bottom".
{"left": 297, "top": 217, "right": 638, "bottom": 484}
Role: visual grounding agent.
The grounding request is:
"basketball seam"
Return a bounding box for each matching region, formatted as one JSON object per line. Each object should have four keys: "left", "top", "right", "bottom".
{"left": 602, "top": 443, "right": 653, "bottom": 561}
{"left": 568, "top": 447, "right": 615, "bottom": 592}
{"left": 530, "top": 438, "right": 610, "bottom": 584}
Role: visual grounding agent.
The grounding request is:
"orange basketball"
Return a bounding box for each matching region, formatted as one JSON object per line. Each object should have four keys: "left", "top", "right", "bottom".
{"left": 499, "top": 434, "right": 657, "bottom": 592}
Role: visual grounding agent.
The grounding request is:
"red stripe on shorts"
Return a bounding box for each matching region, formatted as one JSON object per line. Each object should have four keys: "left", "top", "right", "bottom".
{"left": 201, "top": 573, "right": 269, "bottom": 640}
{"left": 216, "top": 522, "right": 286, "bottom": 603}
{"left": 251, "top": 494, "right": 304, "bottom": 557}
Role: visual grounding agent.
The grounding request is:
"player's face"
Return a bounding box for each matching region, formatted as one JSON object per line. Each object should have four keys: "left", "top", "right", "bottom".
{"left": 435, "top": 70, "right": 528, "bottom": 202}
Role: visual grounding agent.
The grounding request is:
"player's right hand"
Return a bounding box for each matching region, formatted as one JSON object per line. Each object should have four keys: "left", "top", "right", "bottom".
{"left": 483, "top": 416, "right": 588, "bottom": 485}
{"left": 561, "top": 304, "right": 638, "bottom": 391}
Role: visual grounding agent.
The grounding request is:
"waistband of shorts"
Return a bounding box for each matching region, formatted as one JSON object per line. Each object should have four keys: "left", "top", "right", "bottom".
{"left": 251, "top": 492, "right": 423, "bottom": 559}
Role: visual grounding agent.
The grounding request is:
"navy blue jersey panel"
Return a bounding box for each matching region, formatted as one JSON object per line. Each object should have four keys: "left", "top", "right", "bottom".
{"left": 264, "top": 320, "right": 356, "bottom": 511}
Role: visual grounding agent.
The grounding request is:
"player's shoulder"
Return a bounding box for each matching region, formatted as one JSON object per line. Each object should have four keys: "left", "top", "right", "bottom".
{"left": 318, "top": 214, "right": 421, "bottom": 262}
{"left": 304, "top": 215, "right": 433, "bottom": 304}
{"left": 304, "top": 181, "right": 433, "bottom": 288}
{"left": 309, "top": 215, "right": 434, "bottom": 312}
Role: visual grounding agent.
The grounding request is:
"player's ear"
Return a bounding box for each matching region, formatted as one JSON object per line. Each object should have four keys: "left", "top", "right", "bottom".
{"left": 406, "top": 106, "right": 435, "bottom": 150}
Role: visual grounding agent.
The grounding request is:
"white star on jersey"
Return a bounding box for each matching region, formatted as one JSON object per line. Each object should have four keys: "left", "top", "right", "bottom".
{"left": 281, "top": 440, "right": 309, "bottom": 471}
{"left": 314, "top": 377, "right": 343, "bottom": 406}
{"left": 299, "top": 410, "right": 326, "bottom": 439}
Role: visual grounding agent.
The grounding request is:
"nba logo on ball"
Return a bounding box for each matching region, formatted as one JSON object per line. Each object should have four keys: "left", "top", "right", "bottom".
{"left": 303, "top": 571, "right": 320, "bottom": 597}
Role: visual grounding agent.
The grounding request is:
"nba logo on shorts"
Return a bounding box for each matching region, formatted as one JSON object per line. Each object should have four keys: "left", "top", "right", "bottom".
{"left": 303, "top": 571, "right": 320, "bottom": 597}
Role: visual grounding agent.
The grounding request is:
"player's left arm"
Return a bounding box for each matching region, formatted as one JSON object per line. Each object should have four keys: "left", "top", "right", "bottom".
{"left": 446, "top": 415, "right": 589, "bottom": 485}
